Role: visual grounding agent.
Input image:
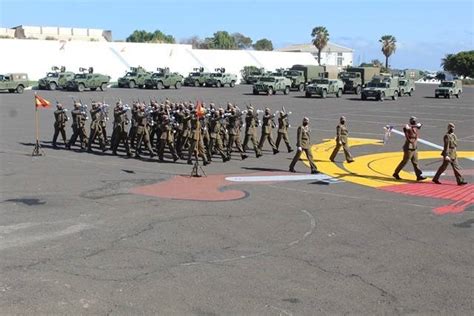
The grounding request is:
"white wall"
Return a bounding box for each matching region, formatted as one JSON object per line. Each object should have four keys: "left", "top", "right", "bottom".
{"left": 0, "top": 39, "right": 319, "bottom": 82}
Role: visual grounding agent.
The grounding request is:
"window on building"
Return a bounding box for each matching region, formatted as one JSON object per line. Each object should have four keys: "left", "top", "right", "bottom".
{"left": 337, "top": 52, "right": 343, "bottom": 57}
{"left": 337, "top": 57, "right": 343, "bottom": 66}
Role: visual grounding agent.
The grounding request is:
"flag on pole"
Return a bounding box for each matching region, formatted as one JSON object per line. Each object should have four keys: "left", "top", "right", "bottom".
{"left": 35, "top": 94, "right": 51, "bottom": 109}
{"left": 195, "top": 100, "right": 205, "bottom": 118}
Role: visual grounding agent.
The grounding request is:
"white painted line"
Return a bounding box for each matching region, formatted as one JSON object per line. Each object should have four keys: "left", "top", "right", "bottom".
{"left": 225, "top": 174, "right": 339, "bottom": 183}
{"left": 392, "top": 128, "right": 474, "bottom": 161}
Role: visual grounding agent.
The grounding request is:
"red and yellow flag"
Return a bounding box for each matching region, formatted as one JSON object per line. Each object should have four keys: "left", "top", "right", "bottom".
{"left": 35, "top": 94, "right": 51, "bottom": 109}
{"left": 195, "top": 100, "right": 205, "bottom": 118}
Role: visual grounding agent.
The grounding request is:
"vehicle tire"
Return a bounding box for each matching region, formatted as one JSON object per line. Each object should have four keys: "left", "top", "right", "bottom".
{"left": 379, "top": 92, "right": 385, "bottom": 101}
{"left": 298, "top": 83, "right": 304, "bottom": 92}
{"left": 305, "top": 92, "right": 312, "bottom": 98}
{"left": 392, "top": 92, "right": 398, "bottom": 100}
{"left": 408, "top": 89, "right": 413, "bottom": 97}
{"left": 16, "top": 85, "right": 24, "bottom": 94}
{"left": 399, "top": 89, "right": 403, "bottom": 97}
{"left": 284, "top": 86, "right": 290, "bottom": 95}
{"left": 267, "top": 87, "right": 274, "bottom": 95}
{"left": 321, "top": 89, "right": 327, "bottom": 99}
{"left": 361, "top": 94, "right": 367, "bottom": 100}
{"left": 157, "top": 81, "right": 164, "bottom": 90}
{"left": 355, "top": 86, "right": 361, "bottom": 95}
{"left": 175, "top": 81, "right": 182, "bottom": 89}
{"left": 336, "top": 89, "right": 342, "bottom": 98}
{"left": 194, "top": 80, "right": 200, "bottom": 87}
{"left": 100, "top": 83, "right": 107, "bottom": 91}
{"left": 49, "top": 82, "right": 57, "bottom": 90}
{"left": 230, "top": 81, "right": 235, "bottom": 88}
{"left": 128, "top": 81, "right": 135, "bottom": 89}
{"left": 216, "top": 81, "right": 222, "bottom": 88}
{"left": 456, "top": 91, "right": 461, "bottom": 98}
{"left": 253, "top": 89, "right": 258, "bottom": 95}
{"left": 447, "top": 91, "right": 452, "bottom": 99}
{"left": 78, "top": 83, "right": 85, "bottom": 92}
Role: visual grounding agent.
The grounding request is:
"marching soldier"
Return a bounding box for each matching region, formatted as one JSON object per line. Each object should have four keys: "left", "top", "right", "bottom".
{"left": 111, "top": 102, "right": 132, "bottom": 157}
{"left": 66, "top": 102, "right": 88, "bottom": 150}
{"left": 275, "top": 109, "right": 293, "bottom": 153}
{"left": 157, "top": 114, "right": 179, "bottom": 162}
{"left": 258, "top": 107, "right": 278, "bottom": 154}
{"left": 187, "top": 112, "right": 209, "bottom": 165}
{"left": 242, "top": 107, "right": 262, "bottom": 158}
{"left": 329, "top": 116, "right": 354, "bottom": 163}
{"left": 226, "top": 106, "right": 248, "bottom": 160}
{"left": 99, "top": 104, "right": 109, "bottom": 145}
{"left": 52, "top": 102, "right": 68, "bottom": 148}
{"left": 128, "top": 102, "right": 139, "bottom": 149}
{"left": 134, "top": 104, "right": 156, "bottom": 158}
{"left": 87, "top": 102, "right": 106, "bottom": 152}
{"left": 393, "top": 116, "right": 426, "bottom": 181}
{"left": 208, "top": 110, "right": 230, "bottom": 162}
{"left": 176, "top": 108, "right": 191, "bottom": 158}
{"left": 289, "top": 117, "right": 319, "bottom": 174}
{"left": 432, "top": 123, "right": 467, "bottom": 185}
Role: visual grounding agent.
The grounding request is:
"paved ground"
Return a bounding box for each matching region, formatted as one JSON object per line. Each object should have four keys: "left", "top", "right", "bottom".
{"left": 0, "top": 84, "right": 473, "bottom": 315}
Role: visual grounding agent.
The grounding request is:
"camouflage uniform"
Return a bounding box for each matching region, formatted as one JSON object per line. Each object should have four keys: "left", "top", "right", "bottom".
{"left": 52, "top": 104, "right": 68, "bottom": 147}
{"left": 67, "top": 103, "right": 88, "bottom": 150}
{"left": 134, "top": 107, "right": 155, "bottom": 158}
{"left": 111, "top": 104, "right": 131, "bottom": 156}
{"left": 242, "top": 110, "right": 262, "bottom": 157}
{"left": 208, "top": 111, "right": 229, "bottom": 162}
{"left": 187, "top": 114, "right": 209, "bottom": 165}
{"left": 157, "top": 115, "right": 179, "bottom": 162}
{"left": 258, "top": 109, "right": 278, "bottom": 154}
{"left": 87, "top": 103, "right": 105, "bottom": 152}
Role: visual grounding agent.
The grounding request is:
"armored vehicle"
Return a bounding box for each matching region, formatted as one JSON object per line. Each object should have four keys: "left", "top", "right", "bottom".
{"left": 65, "top": 67, "right": 111, "bottom": 92}
{"left": 339, "top": 66, "right": 380, "bottom": 95}
{"left": 144, "top": 68, "right": 183, "bottom": 89}
{"left": 241, "top": 66, "right": 265, "bottom": 84}
{"left": 0, "top": 73, "right": 29, "bottom": 93}
{"left": 361, "top": 76, "right": 400, "bottom": 101}
{"left": 117, "top": 66, "right": 149, "bottom": 88}
{"left": 398, "top": 78, "right": 415, "bottom": 96}
{"left": 183, "top": 67, "right": 211, "bottom": 87}
{"left": 205, "top": 68, "right": 237, "bottom": 88}
{"left": 435, "top": 80, "right": 462, "bottom": 98}
{"left": 38, "top": 66, "right": 75, "bottom": 90}
{"left": 252, "top": 76, "right": 291, "bottom": 95}
{"left": 305, "top": 78, "right": 344, "bottom": 98}
{"left": 286, "top": 65, "right": 326, "bottom": 91}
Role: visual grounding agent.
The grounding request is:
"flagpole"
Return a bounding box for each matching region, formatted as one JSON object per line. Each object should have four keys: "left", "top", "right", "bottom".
{"left": 32, "top": 92, "right": 44, "bottom": 156}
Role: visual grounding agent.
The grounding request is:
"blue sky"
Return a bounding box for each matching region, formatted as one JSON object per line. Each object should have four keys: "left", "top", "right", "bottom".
{"left": 1, "top": 0, "right": 473, "bottom": 70}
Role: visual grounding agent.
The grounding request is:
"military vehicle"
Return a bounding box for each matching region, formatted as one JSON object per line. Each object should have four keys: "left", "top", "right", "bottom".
{"left": 285, "top": 65, "right": 326, "bottom": 91}
{"left": 241, "top": 66, "right": 265, "bottom": 84}
{"left": 398, "top": 78, "right": 415, "bottom": 96}
{"left": 252, "top": 76, "right": 291, "bottom": 95}
{"left": 0, "top": 73, "right": 29, "bottom": 93}
{"left": 117, "top": 66, "right": 150, "bottom": 88}
{"left": 435, "top": 80, "right": 462, "bottom": 98}
{"left": 38, "top": 66, "right": 75, "bottom": 90}
{"left": 183, "top": 67, "right": 211, "bottom": 87}
{"left": 205, "top": 68, "right": 237, "bottom": 88}
{"left": 361, "top": 76, "right": 400, "bottom": 101}
{"left": 65, "top": 67, "right": 111, "bottom": 92}
{"left": 305, "top": 78, "right": 344, "bottom": 98}
{"left": 144, "top": 68, "right": 184, "bottom": 89}
{"left": 339, "top": 66, "right": 380, "bottom": 95}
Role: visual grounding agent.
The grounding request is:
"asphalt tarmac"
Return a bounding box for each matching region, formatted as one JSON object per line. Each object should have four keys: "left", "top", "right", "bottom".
{"left": 0, "top": 84, "right": 473, "bottom": 314}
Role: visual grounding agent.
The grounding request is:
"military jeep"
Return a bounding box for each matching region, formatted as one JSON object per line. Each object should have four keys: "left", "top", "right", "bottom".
{"left": 144, "top": 68, "right": 183, "bottom": 89}
{"left": 117, "top": 66, "right": 149, "bottom": 88}
{"left": 435, "top": 80, "right": 462, "bottom": 98}
{"left": 38, "top": 66, "right": 75, "bottom": 90}
{"left": 205, "top": 68, "right": 237, "bottom": 88}
{"left": 361, "top": 76, "right": 400, "bottom": 101}
{"left": 398, "top": 78, "right": 415, "bottom": 96}
{"left": 305, "top": 78, "right": 344, "bottom": 98}
{"left": 252, "top": 76, "right": 291, "bottom": 95}
{"left": 65, "top": 67, "right": 111, "bottom": 92}
{"left": 184, "top": 67, "right": 210, "bottom": 87}
{"left": 0, "top": 73, "right": 29, "bottom": 93}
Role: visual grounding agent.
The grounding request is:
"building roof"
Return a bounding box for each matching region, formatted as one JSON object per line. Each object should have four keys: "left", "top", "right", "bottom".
{"left": 277, "top": 42, "right": 353, "bottom": 53}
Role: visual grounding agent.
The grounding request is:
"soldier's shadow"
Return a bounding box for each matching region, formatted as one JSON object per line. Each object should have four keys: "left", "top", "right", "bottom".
{"left": 241, "top": 166, "right": 293, "bottom": 172}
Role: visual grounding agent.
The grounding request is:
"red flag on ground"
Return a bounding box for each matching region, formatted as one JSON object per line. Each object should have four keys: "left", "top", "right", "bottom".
{"left": 196, "top": 100, "right": 205, "bottom": 118}
{"left": 35, "top": 94, "right": 51, "bottom": 109}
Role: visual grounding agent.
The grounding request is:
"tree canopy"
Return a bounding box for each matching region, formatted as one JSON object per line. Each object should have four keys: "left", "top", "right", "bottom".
{"left": 379, "top": 35, "right": 397, "bottom": 69}
{"left": 126, "top": 30, "right": 175, "bottom": 43}
{"left": 253, "top": 38, "right": 273, "bottom": 51}
{"left": 311, "top": 26, "right": 329, "bottom": 65}
{"left": 441, "top": 51, "right": 474, "bottom": 78}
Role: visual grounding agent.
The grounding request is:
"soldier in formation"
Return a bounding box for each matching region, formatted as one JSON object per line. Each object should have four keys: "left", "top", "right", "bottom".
{"left": 329, "top": 116, "right": 354, "bottom": 163}
{"left": 52, "top": 102, "right": 68, "bottom": 148}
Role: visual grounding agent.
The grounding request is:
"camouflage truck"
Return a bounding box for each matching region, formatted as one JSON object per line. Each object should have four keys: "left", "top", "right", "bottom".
{"left": 286, "top": 65, "right": 326, "bottom": 91}
{"left": 252, "top": 76, "right": 291, "bottom": 95}
{"left": 0, "top": 73, "right": 29, "bottom": 93}
{"left": 435, "top": 80, "right": 462, "bottom": 98}
{"left": 65, "top": 67, "right": 111, "bottom": 92}
{"left": 241, "top": 66, "right": 265, "bottom": 84}
{"left": 144, "top": 68, "right": 183, "bottom": 89}
{"left": 205, "top": 68, "right": 237, "bottom": 87}
{"left": 38, "top": 66, "right": 75, "bottom": 90}
{"left": 183, "top": 67, "right": 211, "bottom": 87}
{"left": 398, "top": 78, "right": 415, "bottom": 96}
{"left": 117, "top": 66, "right": 149, "bottom": 88}
{"left": 361, "top": 76, "right": 400, "bottom": 101}
{"left": 339, "top": 66, "right": 380, "bottom": 95}
{"left": 305, "top": 78, "right": 344, "bottom": 98}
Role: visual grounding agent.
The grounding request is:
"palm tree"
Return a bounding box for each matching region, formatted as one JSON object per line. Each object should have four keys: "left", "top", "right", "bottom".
{"left": 311, "top": 26, "right": 329, "bottom": 65}
{"left": 379, "top": 35, "right": 397, "bottom": 69}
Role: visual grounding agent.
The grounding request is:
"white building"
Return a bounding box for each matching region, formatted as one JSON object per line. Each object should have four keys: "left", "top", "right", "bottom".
{"left": 1, "top": 25, "right": 112, "bottom": 42}
{"left": 277, "top": 42, "right": 353, "bottom": 70}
